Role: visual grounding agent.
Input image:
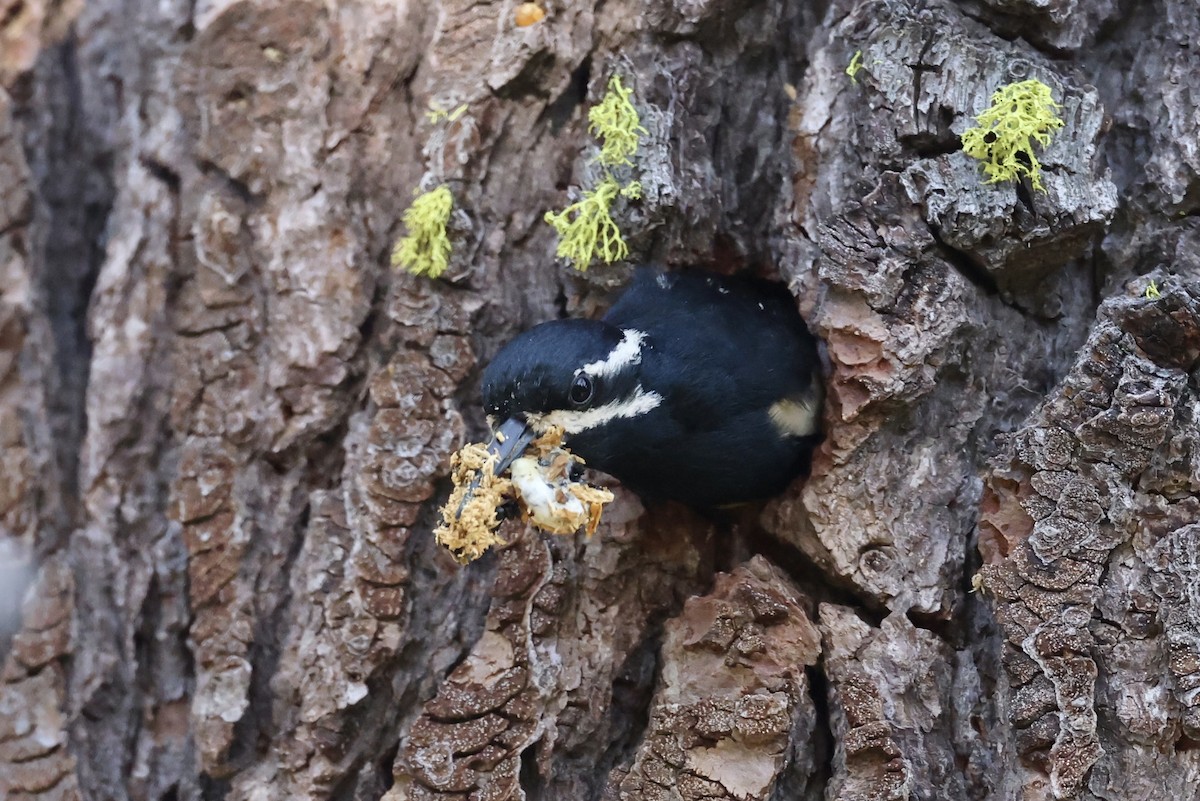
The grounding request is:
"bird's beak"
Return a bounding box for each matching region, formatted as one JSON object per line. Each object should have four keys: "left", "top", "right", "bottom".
{"left": 454, "top": 417, "right": 538, "bottom": 521}
{"left": 485, "top": 417, "right": 538, "bottom": 476}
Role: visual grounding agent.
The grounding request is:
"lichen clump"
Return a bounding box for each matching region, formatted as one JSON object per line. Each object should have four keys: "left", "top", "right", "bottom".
{"left": 544, "top": 177, "right": 642, "bottom": 271}
{"left": 434, "top": 443, "right": 512, "bottom": 563}
{"left": 846, "top": 50, "right": 864, "bottom": 84}
{"left": 434, "top": 428, "right": 615, "bottom": 564}
{"left": 391, "top": 185, "right": 454, "bottom": 278}
{"left": 961, "top": 78, "right": 1064, "bottom": 192}
{"left": 588, "top": 75, "right": 647, "bottom": 167}
{"left": 425, "top": 103, "right": 468, "bottom": 124}
{"left": 546, "top": 74, "right": 645, "bottom": 271}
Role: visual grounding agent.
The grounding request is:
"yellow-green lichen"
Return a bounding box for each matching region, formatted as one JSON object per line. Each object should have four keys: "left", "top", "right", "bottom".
{"left": 426, "top": 102, "right": 468, "bottom": 125}
{"left": 391, "top": 186, "right": 454, "bottom": 278}
{"left": 961, "top": 78, "right": 1064, "bottom": 192}
{"left": 588, "top": 75, "right": 646, "bottom": 167}
{"left": 1145, "top": 279, "right": 1162, "bottom": 300}
{"left": 846, "top": 50, "right": 864, "bottom": 83}
{"left": 544, "top": 177, "right": 641, "bottom": 271}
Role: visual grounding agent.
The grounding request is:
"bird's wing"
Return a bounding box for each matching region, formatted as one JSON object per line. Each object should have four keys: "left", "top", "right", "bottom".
{"left": 604, "top": 267, "right": 818, "bottom": 433}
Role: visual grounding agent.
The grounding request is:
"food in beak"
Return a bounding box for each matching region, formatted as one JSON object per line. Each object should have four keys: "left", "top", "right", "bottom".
{"left": 434, "top": 426, "right": 614, "bottom": 563}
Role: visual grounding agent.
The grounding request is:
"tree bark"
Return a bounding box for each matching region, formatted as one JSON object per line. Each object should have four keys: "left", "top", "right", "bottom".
{"left": 2, "top": 0, "right": 1199, "bottom": 799}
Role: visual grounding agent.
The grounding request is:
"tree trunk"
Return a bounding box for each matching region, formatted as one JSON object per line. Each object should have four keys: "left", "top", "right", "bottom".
{"left": 2, "top": 0, "right": 1199, "bottom": 798}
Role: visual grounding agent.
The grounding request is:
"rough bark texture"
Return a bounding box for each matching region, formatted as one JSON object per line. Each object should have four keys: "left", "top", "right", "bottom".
{"left": 2, "top": 0, "right": 1199, "bottom": 799}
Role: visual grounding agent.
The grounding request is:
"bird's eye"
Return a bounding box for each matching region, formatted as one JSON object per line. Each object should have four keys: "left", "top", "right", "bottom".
{"left": 568, "top": 373, "right": 594, "bottom": 406}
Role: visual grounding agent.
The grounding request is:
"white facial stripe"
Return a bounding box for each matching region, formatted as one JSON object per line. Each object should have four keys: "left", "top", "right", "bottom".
{"left": 582, "top": 329, "right": 646, "bottom": 379}
{"left": 528, "top": 385, "right": 662, "bottom": 435}
{"left": 769, "top": 390, "right": 821, "bottom": 437}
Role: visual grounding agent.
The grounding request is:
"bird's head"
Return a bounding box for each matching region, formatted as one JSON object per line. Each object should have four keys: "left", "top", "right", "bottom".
{"left": 480, "top": 319, "right": 660, "bottom": 474}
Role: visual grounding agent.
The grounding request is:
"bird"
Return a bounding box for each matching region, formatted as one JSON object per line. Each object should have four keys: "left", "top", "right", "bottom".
{"left": 480, "top": 266, "right": 823, "bottom": 508}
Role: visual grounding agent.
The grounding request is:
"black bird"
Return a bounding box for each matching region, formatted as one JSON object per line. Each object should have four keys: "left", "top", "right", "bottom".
{"left": 481, "top": 267, "right": 823, "bottom": 508}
